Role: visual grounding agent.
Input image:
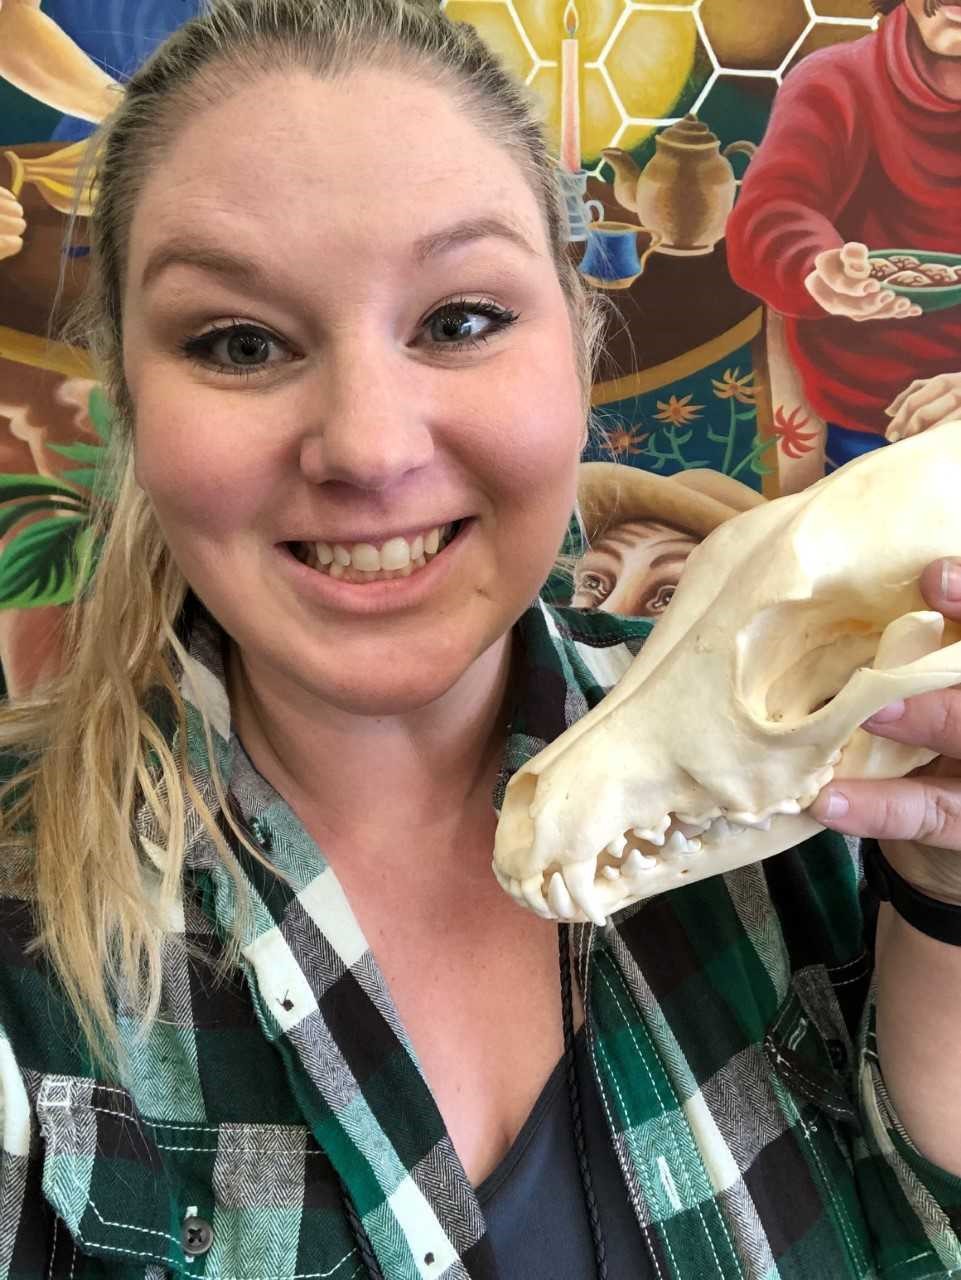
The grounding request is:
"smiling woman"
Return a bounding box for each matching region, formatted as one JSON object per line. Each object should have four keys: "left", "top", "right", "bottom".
{"left": 0, "top": 2, "right": 960, "bottom": 1279}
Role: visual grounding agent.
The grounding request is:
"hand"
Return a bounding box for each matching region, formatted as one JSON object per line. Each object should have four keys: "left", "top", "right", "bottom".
{"left": 885, "top": 373, "right": 961, "bottom": 442}
{"left": 808, "top": 557, "right": 961, "bottom": 905}
{"left": 0, "top": 185, "right": 25, "bottom": 262}
{"left": 804, "top": 241, "right": 922, "bottom": 322}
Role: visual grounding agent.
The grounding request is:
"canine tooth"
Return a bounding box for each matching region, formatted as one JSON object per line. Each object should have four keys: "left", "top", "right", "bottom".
{"left": 424, "top": 527, "right": 441, "bottom": 555}
{"left": 329, "top": 562, "right": 345, "bottom": 579}
{"left": 623, "top": 848, "right": 657, "bottom": 875}
{"left": 562, "top": 860, "right": 607, "bottom": 926}
{"left": 316, "top": 542, "right": 334, "bottom": 565}
{"left": 520, "top": 875, "right": 554, "bottom": 919}
{"left": 333, "top": 544, "right": 351, "bottom": 566}
{"left": 413, "top": 556, "right": 427, "bottom": 570}
{"left": 605, "top": 835, "right": 628, "bottom": 858}
{"left": 548, "top": 871, "right": 579, "bottom": 920}
{"left": 601, "top": 865, "right": 621, "bottom": 880}
{"left": 410, "top": 534, "right": 424, "bottom": 560}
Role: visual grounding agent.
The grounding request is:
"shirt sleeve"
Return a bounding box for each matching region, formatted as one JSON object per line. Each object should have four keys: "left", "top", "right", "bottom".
{"left": 853, "top": 968, "right": 961, "bottom": 1274}
{"left": 725, "top": 51, "right": 871, "bottom": 320}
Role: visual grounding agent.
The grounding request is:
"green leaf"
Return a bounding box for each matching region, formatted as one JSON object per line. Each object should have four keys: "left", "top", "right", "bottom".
{"left": 735, "top": 410, "right": 758, "bottom": 422}
{"left": 0, "top": 499, "right": 78, "bottom": 539}
{"left": 87, "top": 385, "right": 115, "bottom": 443}
{"left": 47, "top": 441, "right": 105, "bottom": 464}
{"left": 0, "top": 474, "right": 86, "bottom": 504}
{"left": 0, "top": 515, "right": 88, "bottom": 609}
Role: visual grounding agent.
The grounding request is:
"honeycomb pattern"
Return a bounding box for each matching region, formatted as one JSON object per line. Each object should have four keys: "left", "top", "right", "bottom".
{"left": 441, "top": 0, "right": 879, "bottom": 170}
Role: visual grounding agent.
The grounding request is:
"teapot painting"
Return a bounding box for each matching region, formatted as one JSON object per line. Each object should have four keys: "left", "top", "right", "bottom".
{"left": 602, "top": 116, "right": 755, "bottom": 256}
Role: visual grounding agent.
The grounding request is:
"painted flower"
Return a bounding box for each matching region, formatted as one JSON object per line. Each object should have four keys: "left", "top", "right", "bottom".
{"left": 654, "top": 393, "right": 703, "bottom": 427}
{"left": 773, "top": 404, "right": 820, "bottom": 459}
{"left": 712, "top": 368, "right": 758, "bottom": 404}
{"left": 605, "top": 426, "right": 649, "bottom": 456}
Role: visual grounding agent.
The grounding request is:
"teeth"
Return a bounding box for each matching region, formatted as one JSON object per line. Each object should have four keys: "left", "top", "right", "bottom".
{"left": 605, "top": 835, "right": 628, "bottom": 858}
{"left": 381, "top": 537, "right": 412, "bottom": 571}
{"left": 304, "top": 523, "right": 456, "bottom": 577}
{"left": 631, "top": 825, "right": 666, "bottom": 847}
{"left": 623, "top": 848, "right": 657, "bottom": 875}
{"left": 520, "top": 875, "right": 554, "bottom": 919}
{"left": 548, "top": 871, "right": 578, "bottom": 920}
{"left": 601, "top": 865, "right": 621, "bottom": 880}
{"left": 562, "top": 860, "right": 607, "bottom": 926}
{"left": 664, "top": 831, "right": 701, "bottom": 857}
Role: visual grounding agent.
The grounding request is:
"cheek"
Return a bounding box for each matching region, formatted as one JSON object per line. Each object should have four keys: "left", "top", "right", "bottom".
{"left": 133, "top": 399, "right": 263, "bottom": 541}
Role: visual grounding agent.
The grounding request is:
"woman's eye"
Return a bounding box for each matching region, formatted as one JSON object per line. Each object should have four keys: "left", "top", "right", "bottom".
{"left": 180, "top": 324, "right": 293, "bottom": 377}
{"left": 422, "top": 299, "right": 518, "bottom": 351}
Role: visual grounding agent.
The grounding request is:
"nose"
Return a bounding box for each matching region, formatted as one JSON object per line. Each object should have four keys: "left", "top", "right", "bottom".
{"left": 298, "top": 338, "right": 435, "bottom": 491}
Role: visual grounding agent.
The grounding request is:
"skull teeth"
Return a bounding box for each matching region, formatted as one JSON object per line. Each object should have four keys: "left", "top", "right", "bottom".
{"left": 499, "top": 754, "right": 841, "bottom": 925}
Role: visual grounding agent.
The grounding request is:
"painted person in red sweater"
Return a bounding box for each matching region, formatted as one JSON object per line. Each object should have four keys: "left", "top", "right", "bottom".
{"left": 726, "top": 0, "right": 961, "bottom": 474}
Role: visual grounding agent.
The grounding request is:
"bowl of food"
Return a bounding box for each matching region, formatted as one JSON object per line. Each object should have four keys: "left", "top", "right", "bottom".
{"left": 867, "top": 249, "right": 961, "bottom": 314}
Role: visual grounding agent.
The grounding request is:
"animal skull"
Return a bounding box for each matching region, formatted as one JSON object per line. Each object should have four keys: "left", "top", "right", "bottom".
{"left": 493, "top": 421, "right": 961, "bottom": 926}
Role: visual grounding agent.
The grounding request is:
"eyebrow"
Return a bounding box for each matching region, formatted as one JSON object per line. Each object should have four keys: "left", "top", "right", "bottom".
{"left": 139, "top": 214, "right": 538, "bottom": 291}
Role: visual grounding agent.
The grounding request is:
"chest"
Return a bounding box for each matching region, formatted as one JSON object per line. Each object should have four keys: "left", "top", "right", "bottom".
{"left": 354, "top": 875, "right": 581, "bottom": 1187}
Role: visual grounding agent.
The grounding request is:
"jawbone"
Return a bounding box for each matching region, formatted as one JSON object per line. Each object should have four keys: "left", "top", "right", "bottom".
{"left": 493, "top": 420, "right": 961, "bottom": 926}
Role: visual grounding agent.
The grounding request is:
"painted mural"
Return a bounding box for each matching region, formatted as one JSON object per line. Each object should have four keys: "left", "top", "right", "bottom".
{"left": 0, "top": 0, "right": 959, "bottom": 693}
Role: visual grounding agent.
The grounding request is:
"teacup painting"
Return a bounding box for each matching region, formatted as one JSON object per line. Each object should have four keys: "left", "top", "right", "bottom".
{"left": 578, "top": 221, "right": 662, "bottom": 290}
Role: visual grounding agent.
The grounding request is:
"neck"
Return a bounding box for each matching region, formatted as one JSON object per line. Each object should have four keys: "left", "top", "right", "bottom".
{"left": 227, "top": 633, "right": 515, "bottom": 862}
{"left": 908, "top": 20, "right": 961, "bottom": 99}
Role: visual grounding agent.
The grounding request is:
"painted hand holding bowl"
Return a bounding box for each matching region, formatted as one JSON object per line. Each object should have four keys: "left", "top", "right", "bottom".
{"left": 493, "top": 421, "right": 961, "bottom": 925}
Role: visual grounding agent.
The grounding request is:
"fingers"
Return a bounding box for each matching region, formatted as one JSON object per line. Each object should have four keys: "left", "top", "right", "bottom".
{"left": 812, "top": 245, "right": 878, "bottom": 297}
{"left": 804, "top": 270, "right": 920, "bottom": 320}
{"left": 885, "top": 375, "right": 961, "bottom": 440}
{"left": 809, "top": 772, "right": 961, "bottom": 848}
{"left": 840, "top": 240, "right": 870, "bottom": 277}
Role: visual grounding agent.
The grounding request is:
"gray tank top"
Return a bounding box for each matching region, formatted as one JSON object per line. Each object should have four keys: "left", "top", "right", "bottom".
{"left": 476, "top": 1027, "right": 654, "bottom": 1277}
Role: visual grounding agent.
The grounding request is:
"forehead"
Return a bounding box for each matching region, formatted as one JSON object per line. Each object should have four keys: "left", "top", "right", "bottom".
{"left": 128, "top": 66, "right": 548, "bottom": 274}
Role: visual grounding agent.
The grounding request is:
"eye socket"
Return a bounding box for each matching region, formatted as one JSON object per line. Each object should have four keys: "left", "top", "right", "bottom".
{"left": 419, "top": 297, "right": 519, "bottom": 353}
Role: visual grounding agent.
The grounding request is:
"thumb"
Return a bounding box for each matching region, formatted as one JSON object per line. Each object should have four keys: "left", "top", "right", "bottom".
{"left": 921, "top": 558, "right": 961, "bottom": 617}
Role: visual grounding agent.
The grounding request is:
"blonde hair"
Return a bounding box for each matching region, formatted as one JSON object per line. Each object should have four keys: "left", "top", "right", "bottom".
{"left": 0, "top": 0, "right": 608, "bottom": 1067}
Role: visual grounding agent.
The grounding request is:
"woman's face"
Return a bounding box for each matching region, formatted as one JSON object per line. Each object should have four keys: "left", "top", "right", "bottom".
{"left": 123, "top": 68, "right": 583, "bottom": 717}
{"left": 571, "top": 520, "right": 699, "bottom": 617}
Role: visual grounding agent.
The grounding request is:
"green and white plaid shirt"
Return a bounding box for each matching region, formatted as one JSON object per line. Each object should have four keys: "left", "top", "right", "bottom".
{"left": 0, "top": 598, "right": 959, "bottom": 1279}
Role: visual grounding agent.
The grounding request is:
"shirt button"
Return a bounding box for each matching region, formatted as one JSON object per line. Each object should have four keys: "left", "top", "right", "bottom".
{"left": 182, "top": 1216, "right": 214, "bottom": 1256}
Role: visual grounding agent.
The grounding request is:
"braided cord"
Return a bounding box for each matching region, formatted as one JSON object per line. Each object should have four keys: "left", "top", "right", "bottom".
{"left": 559, "top": 923, "right": 609, "bottom": 1279}
{"left": 339, "top": 1179, "right": 386, "bottom": 1280}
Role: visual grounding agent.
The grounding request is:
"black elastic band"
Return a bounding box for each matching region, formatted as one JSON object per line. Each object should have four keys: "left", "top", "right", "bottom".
{"left": 863, "top": 838, "right": 961, "bottom": 946}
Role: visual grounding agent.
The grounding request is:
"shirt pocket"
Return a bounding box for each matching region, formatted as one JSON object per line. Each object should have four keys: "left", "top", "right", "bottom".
{"left": 36, "top": 1074, "right": 359, "bottom": 1279}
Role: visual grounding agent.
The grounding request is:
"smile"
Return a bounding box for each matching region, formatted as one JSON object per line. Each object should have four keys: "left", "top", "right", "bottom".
{"left": 286, "top": 520, "right": 466, "bottom": 583}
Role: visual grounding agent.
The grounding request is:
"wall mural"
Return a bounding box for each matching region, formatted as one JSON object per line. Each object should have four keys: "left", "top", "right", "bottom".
{"left": 0, "top": 0, "right": 959, "bottom": 695}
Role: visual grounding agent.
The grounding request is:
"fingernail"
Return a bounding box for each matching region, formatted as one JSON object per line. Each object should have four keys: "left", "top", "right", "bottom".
{"left": 864, "top": 700, "right": 905, "bottom": 725}
{"left": 818, "top": 790, "right": 849, "bottom": 820}
{"left": 941, "top": 559, "right": 961, "bottom": 601}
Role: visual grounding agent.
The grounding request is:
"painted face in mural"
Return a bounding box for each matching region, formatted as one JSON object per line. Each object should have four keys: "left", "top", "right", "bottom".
{"left": 906, "top": 0, "right": 961, "bottom": 56}
{"left": 570, "top": 520, "right": 699, "bottom": 618}
{"left": 122, "top": 69, "right": 584, "bottom": 718}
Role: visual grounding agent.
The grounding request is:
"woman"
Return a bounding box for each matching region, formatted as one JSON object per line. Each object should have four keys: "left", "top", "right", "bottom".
{"left": 0, "top": 2, "right": 959, "bottom": 1277}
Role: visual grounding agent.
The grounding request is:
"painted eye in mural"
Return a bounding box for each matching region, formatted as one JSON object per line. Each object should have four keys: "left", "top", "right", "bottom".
{"left": 648, "top": 583, "right": 676, "bottom": 614}
{"left": 422, "top": 298, "right": 519, "bottom": 352}
{"left": 180, "top": 323, "right": 295, "bottom": 377}
{"left": 574, "top": 570, "right": 613, "bottom": 605}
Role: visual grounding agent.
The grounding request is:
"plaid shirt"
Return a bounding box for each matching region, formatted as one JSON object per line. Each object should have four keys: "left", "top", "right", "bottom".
{"left": 0, "top": 598, "right": 959, "bottom": 1280}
